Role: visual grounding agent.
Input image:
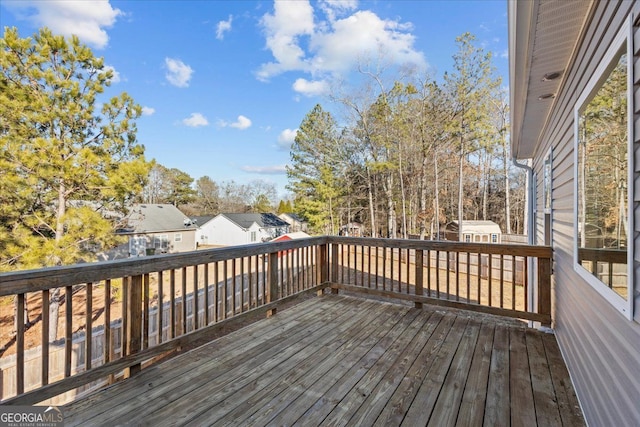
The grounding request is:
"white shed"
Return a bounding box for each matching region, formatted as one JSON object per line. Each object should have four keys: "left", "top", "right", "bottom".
{"left": 444, "top": 220, "right": 502, "bottom": 243}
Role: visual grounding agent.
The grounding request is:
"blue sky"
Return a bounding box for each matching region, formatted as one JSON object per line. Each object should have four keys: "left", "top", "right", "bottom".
{"left": 0, "top": 0, "right": 508, "bottom": 199}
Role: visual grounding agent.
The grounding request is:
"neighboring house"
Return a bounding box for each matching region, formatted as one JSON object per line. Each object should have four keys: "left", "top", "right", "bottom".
{"left": 117, "top": 204, "right": 197, "bottom": 256}
{"left": 278, "top": 213, "right": 308, "bottom": 233}
{"left": 509, "top": 1, "right": 640, "bottom": 424}
{"left": 207, "top": 213, "right": 290, "bottom": 246}
{"left": 444, "top": 220, "right": 502, "bottom": 243}
{"left": 193, "top": 215, "right": 216, "bottom": 247}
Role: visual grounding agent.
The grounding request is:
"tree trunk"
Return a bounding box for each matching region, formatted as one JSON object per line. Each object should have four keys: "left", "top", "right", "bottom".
{"left": 434, "top": 149, "right": 441, "bottom": 240}
{"left": 366, "top": 167, "right": 377, "bottom": 238}
{"left": 384, "top": 173, "right": 396, "bottom": 238}
{"left": 49, "top": 182, "right": 67, "bottom": 342}
{"left": 458, "top": 140, "right": 464, "bottom": 241}
{"left": 398, "top": 140, "right": 408, "bottom": 239}
{"left": 419, "top": 153, "right": 428, "bottom": 240}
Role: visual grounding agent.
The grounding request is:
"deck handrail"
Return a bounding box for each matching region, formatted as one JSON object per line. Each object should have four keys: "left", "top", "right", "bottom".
{"left": 0, "top": 236, "right": 551, "bottom": 405}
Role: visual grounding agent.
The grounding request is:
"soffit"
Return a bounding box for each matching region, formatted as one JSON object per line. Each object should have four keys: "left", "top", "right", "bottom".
{"left": 509, "top": 0, "right": 593, "bottom": 159}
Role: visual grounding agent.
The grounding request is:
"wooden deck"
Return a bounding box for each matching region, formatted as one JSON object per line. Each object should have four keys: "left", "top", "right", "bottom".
{"left": 62, "top": 294, "right": 584, "bottom": 426}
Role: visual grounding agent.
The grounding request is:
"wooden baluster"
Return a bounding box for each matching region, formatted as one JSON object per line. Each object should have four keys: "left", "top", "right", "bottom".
{"left": 415, "top": 249, "right": 424, "bottom": 309}
{"left": 126, "top": 274, "right": 143, "bottom": 377}
{"left": 105, "top": 279, "right": 113, "bottom": 384}
{"left": 65, "top": 285, "right": 73, "bottom": 378}
{"left": 157, "top": 272, "right": 163, "bottom": 343}
{"left": 181, "top": 267, "right": 187, "bottom": 334}
{"left": 85, "top": 282, "right": 93, "bottom": 370}
{"left": 193, "top": 265, "right": 199, "bottom": 328}
{"left": 204, "top": 264, "right": 209, "bottom": 325}
{"left": 41, "top": 289, "right": 49, "bottom": 387}
{"left": 500, "top": 255, "right": 504, "bottom": 308}
{"left": 267, "top": 251, "right": 279, "bottom": 317}
{"left": 169, "top": 270, "right": 175, "bottom": 339}
{"left": 16, "top": 293, "right": 25, "bottom": 394}
{"left": 143, "top": 274, "right": 149, "bottom": 348}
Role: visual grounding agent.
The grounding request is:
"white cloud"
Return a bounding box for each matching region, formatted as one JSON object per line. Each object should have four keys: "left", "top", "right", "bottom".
{"left": 257, "top": 2, "right": 426, "bottom": 82}
{"left": 165, "top": 58, "right": 193, "bottom": 88}
{"left": 319, "top": 0, "right": 358, "bottom": 21}
{"left": 292, "top": 78, "right": 328, "bottom": 97}
{"left": 241, "top": 165, "right": 287, "bottom": 174}
{"left": 278, "top": 128, "right": 298, "bottom": 149}
{"left": 103, "top": 65, "right": 120, "bottom": 83}
{"left": 257, "top": 0, "right": 315, "bottom": 81}
{"left": 4, "top": 0, "right": 122, "bottom": 49}
{"left": 182, "top": 113, "right": 209, "bottom": 127}
{"left": 141, "top": 106, "right": 155, "bottom": 116}
{"left": 230, "top": 115, "right": 252, "bottom": 130}
{"left": 310, "top": 11, "right": 425, "bottom": 74}
{"left": 216, "top": 15, "right": 233, "bottom": 40}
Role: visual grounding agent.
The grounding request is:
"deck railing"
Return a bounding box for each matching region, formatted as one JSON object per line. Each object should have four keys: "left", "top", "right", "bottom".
{"left": 0, "top": 236, "right": 551, "bottom": 405}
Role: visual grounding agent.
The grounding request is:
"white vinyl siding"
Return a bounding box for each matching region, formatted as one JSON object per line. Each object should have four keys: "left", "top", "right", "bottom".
{"left": 531, "top": 2, "right": 640, "bottom": 425}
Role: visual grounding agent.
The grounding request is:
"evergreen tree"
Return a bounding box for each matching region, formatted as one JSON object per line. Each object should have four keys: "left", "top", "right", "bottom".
{"left": 0, "top": 27, "right": 150, "bottom": 269}
{"left": 287, "top": 104, "right": 344, "bottom": 234}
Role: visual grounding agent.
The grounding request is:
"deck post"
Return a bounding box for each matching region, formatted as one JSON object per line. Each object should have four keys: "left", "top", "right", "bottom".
{"left": 267, "top": 251, "right": 279, "bottom": 317}
{"left": 125, "top": 274, "right": 143, "bottom": 378}
{"left": 415, "top": 249, "right": 424, "bottom": 309}
{"left": 330, "top": 244, "right": 339, "bottom": 294}
{"left": 316, "top": 243, "right": 332, "bottom": 294}
{"left": 537, "top": 257, "right": 552, "bottom": 327}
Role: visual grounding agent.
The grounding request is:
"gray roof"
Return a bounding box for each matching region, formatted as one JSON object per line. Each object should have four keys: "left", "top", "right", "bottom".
{"left": 192, "top": 215, "right": 215, "bottom": 226}
{"left": 221, "top": 213, "right": 289, "bottom": 230}
{"left": 120, "top": 204, "right": 197, "bottom": 234}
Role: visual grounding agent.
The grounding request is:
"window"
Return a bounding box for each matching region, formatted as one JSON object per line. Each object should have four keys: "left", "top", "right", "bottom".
{"left": 154, "top": 234, "right": 169, "bottom": 251}
{"left": 250, "top": 231, "right": 257, "bottom": 242}
{"left": 574, "top": 18, "right": 633, "bottom": 318}
{"left": 174, "top": 233, "right": 182, "bottom": 243}
{"left": 491, "top": 234, "right": 498, "bottom": 243}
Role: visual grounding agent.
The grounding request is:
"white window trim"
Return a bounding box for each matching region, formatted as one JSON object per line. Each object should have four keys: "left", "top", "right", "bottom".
{"left": 174, "top": 233, "right": 183, "bottom": 243}
{"left": 572, "top": 15, "right": 634, "bottom": 319}
{"left": 543, "top": 148, "right": 552, "bottom": 214}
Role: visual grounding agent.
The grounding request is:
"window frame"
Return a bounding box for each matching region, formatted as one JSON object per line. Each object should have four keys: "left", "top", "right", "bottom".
{"left": 543, "top": 148, "right": 552, "bottom": 215}
{"left": 572, "top": 16, "right": 634, "bottom": 319}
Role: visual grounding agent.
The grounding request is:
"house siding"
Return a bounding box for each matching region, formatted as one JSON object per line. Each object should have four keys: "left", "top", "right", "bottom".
{"left": 534, "top": 1, "right": 640, "bottom": 425}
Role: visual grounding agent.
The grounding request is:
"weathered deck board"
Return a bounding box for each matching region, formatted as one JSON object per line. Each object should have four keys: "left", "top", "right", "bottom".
{"left": 63, "top": 294, "right": 584, "bottom": 427}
